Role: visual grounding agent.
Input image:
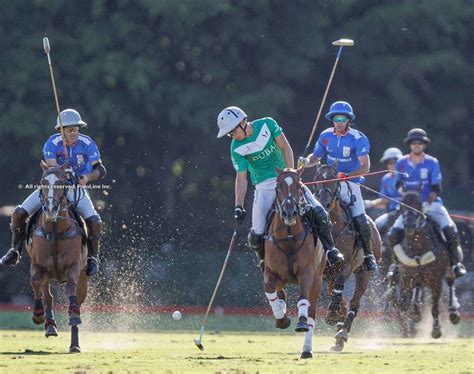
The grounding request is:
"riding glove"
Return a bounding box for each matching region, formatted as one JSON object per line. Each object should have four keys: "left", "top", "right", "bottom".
{"left": 234, "top": 205, "right": 247, "bottom": 224}
{"left": 297, "top": 156, "right": 309, "bottom": 169}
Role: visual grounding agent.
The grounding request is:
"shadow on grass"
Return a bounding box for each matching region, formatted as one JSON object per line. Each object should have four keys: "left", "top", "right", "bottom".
{"left": 0, "top": 349, "right": 56, "bottom": 356}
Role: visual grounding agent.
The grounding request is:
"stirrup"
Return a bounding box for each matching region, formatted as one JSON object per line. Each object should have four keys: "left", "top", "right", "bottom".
{"left": 0, "top": 249, "right": 20, "bottom": 266}
{"left": 452, "top": 263, "right": 466, "bottom": 278}
{"left": 364, "top": 254, "right": 377, "bottom": 272}
{"left": 86, "top": 257, "right": 99, "bottom": 276}
{"left": 326, "top": 248, "right": 344, "bottom": 266}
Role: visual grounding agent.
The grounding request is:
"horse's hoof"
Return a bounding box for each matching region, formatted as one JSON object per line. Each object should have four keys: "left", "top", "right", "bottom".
{"left": 330, "top": 340, "right": 344, "bottom": 352}
{"left": 69, "top": 346, "right": 81, "bottom": 353}
{"left": 335, "top": 329, "right": 348, "bottom": 342}
{"left": 300, "top": 351, "right": 313, "bottom": 359}
{"left": 431, "top": 328, "right": 442, "bottom": 339}
{"left": 295, "top": 320, "right": 309, "bottom": 333}
{"left": 68, "top": 317, "right": 82, "bottom": 326}
{"left": 449, "top": 311, "right": 460, "bottom": 325}
{"left": 32, "top": 315, "right": 45, "bottom": 325}
{"left": 325, "top": 313, "right": 338, "bottom": 326}
{"left": 275, "top": 315, "right": 291, "bottom": 329}
{"left": 413, "top": 306, "right": 422, "bottom": 323}
{"left": 45, "top": 325, "right": 58, "bottom": 337}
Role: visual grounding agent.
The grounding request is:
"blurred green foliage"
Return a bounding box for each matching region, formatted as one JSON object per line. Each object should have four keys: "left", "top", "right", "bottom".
{"left": 0, "top": 1, "right": 472, "bottom": 302}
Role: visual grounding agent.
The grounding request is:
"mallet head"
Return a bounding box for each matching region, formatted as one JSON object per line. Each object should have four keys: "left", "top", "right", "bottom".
{"left": 194, "top": 338, "right": 204, "bottom": 351}
{"left": 332, "top": 38, "right": 354, "bottom": 47}
{"left": 43, "top": 37, "right": 50, "bottom": 54}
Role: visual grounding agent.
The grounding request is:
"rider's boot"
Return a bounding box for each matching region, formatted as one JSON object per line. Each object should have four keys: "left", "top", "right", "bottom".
{"left": 247, "top": 230, "right": 264, "bottom": 271}
{"left": 353, "top": 214, "right": 377, "bottom": 271}
{"left": 85, "top": 215, "right": 103, "bottom": 277}
{"left": 1, "top": 207, "right": 29, "bottom": 266}
{"left": 443, "top": 225, "right": 466, "bottom": 278}
{"left": 305, "top": 206, "right": 344, "bottom": 269}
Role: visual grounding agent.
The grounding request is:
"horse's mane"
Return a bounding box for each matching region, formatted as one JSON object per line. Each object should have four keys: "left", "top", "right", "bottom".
{"left": 402, "top": 191, "right": 422, "bottom": 211}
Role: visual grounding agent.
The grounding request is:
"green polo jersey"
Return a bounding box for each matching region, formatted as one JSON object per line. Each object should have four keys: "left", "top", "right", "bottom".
{"left": 230, "top": 117, "right": 286, "bottom": 185}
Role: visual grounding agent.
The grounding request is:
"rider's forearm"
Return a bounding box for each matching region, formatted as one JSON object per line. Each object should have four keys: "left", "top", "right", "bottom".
{"left": 306, "top": 154, "right": 320, "bottom": 168}
{"left": 86, "top": 169, "right": 101, "bottom": 182}
{"left": 283, "top": 146, "right": 294, "bottom": 169}
{"left": 348, "top": 160, "right": 369, "bottom": 177}
{"left": 235, "top": 174, "right": 248, "bottom": 206}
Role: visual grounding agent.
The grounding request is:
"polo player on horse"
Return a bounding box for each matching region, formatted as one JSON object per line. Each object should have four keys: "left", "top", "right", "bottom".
{"left": 388, "top": 128, "right": 466, "bottom": 278}
{"left": 1, "top": 109, "right": 107, "bottom": 276}
{"left": 299, "top": 101, "right": 378, "bottom": 271}
{"left": 216, "top": 106, "right": 343, "bottom": 270}
{"left": 365, "top": 147, "right": 403, "bottom": 236}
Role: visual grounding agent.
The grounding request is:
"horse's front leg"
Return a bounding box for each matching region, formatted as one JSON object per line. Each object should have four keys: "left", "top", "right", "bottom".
{"left": 43, "top": 282, "right": 58, "bottom": 337}
{"left": 326, "top": 262, "right": 350, "bottom": 326}
{"left": 31, "top": 264, "right": 46, "bottom": 325}
{"left": 431, "top": 280, "right": 442, "bottom": 339}
{"left": 332, "top": 267, "right": 370, "bottom": 352}
{"left": 65, "top": 262, "right": 82, "bottom": 327}
{"left": 447, "top": 275, "right": 460, "bottom": 325}
{"left": 264, "top": 270, "right": 290, "bottom": 329}
{"left": 295, "top": 267, "right": 315, "bottom": 333}
{"left": 301, "top": 273, "right": 323, "bottom": 359}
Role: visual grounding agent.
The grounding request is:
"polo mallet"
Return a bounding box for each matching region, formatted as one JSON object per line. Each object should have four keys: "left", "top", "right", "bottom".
{"left": 43, "top": 36, "right": 68, "bottom": 159}
{"left": 302, "top": 38, "right": 355, "bottom": 157}
{"left": 194, "top": 225, "right": 239, "bottom": 351}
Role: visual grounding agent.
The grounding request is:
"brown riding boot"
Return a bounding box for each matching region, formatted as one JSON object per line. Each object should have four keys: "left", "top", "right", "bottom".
{"left": 1, "top": 207, "right": 29, "bottom": 266}
{"left": 85, "top": 216, "right": 103, "bottom": 276}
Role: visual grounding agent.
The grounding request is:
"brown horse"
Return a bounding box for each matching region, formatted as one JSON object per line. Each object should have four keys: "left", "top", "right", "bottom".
{"left": 314, "top": 164, "right": 381, "bottom": 352}
{"left": 390, "top": 191, "right": 461, "bottom": 338}
{"left": 27, "top": 162, "right": 88, "bottom": 353}
{"left": 264, "top": 167, "right": 325, "bottom": 359}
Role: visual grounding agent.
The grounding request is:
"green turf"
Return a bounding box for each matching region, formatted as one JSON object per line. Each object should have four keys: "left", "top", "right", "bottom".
{"left": 0, "top": 330, "right": 472, "bottom": 373}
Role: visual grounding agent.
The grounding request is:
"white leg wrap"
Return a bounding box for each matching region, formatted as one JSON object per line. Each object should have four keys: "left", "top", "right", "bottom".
{"left": 265, "top": 291, "right": 286, "bottom": 320}
{"left": 297, "top": 299, "right": 310, "bottom": 319}
{"left": 303, "top": 317, "right": 315, "bottom": 353}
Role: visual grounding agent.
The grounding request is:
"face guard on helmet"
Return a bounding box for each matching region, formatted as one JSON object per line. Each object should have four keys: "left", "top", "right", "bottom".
{"left": 216, "top": 106, "right": 247, "bottom": 138}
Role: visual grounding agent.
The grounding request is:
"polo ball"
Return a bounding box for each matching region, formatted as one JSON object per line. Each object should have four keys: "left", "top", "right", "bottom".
{"left": 172, "top": 311, "right": 182, "bottom": 320}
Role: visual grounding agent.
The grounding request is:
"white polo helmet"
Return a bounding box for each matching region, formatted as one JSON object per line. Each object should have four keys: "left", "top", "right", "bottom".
{"left": 380, "top": 147, "right": 403, "bottom": 163}
{"left": 216, "top": 106, "right": 247, "bottom": 138}
{"left": 55, "top": 109, "right": 87, "bottom": 129}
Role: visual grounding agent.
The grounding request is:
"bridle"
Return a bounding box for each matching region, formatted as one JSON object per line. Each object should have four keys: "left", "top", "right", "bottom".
{"left": 275, "top": 171, "right": 305, "bottom": 221}
{"left": 314, "top": 165, "right": 340, "bottom": 209}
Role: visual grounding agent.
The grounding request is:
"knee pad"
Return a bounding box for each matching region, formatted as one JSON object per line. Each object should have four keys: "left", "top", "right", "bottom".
{"left": 354, "top": 214, "right": 369, "bottom": 225}
{"left": 11, "top": 206, "right": 29, "bottom": 229}
{"left": 85, "top": 215, "right": 103, "bottom": 238}
{"left": 247, "top": 230, "right": 263, "bottom": 250}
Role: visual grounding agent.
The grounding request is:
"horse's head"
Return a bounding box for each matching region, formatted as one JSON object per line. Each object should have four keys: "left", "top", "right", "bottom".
{"left": 40, "top": 161, "right": 69, "bottom": 222}
{"left": 275, "top": 167, "right": 304, "bottom": 226}
{"left": 401, "top": 191, "right": 424, "bottom": 236}
{"left": 314, "top": 163, "right": 339, "bottom": 211}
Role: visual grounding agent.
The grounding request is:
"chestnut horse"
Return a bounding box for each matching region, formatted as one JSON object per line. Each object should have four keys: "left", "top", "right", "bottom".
{"left": 391, "top": 191, "right": 461, "bottom": 338}
{"left": 264, "top": 167, "right": 325, "bottom": 359}
{"left": 314, "top": 164, "right": 381, "bottom": 352}
{"left": 27, "top": 162, "right": 88, "bottom": 353}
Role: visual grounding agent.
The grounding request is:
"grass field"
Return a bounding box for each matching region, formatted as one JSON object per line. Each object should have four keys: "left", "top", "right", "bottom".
{"left": 0, "top": 310, "right": 473, "bottom": 373}
{"left": 0, "top": 330, "right": 473, "bottom": 373}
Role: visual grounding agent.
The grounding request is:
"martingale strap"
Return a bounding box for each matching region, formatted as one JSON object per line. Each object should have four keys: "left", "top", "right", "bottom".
{"left": 33, "top": 222, "right": 79, "bottom": 241}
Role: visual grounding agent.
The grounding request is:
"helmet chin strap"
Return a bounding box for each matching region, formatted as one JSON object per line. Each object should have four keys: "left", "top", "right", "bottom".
{"left": 240, "top": 121, "right": 248, "bottom": 137}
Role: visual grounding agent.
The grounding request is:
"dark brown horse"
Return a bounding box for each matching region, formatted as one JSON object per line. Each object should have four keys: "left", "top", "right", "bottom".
{"left": 264, "top": 167, "right": 325, "bottom": 359}
{"left": 391, "top": 191, "right": 461, "bottom": 338}
{"left": 27, "top": 162, "right": 88, "bottom": 353}
{"left": 314, "top": 164, "right": 381, "bottom": 352}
